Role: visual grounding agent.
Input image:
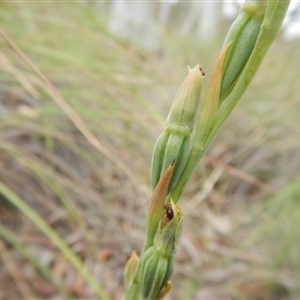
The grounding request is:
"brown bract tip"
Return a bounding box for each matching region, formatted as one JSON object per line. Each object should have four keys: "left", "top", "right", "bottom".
{"left": 125, "top": 252, "right": 132, "bottom": 262}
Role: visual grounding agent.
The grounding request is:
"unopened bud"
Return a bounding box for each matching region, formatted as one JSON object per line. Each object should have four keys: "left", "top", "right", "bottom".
{"left": 220, "top": 1, "right": 265, "bottom": 102}
{"left": 151, "top": 65, "right": 204, "bottom": 192}
{"left": 141, "top": 200, "right": 183, "bottom": 300}
{"left": 166, "top": 65, "right": 204, "bottom": 131}
{"left": 154, "top": 200, "right": 183, "bottom": 256}
{"left": 140, "top": 246, "right": 170, "bottom": 300}
{"left": 123, "top": 251, "right": 139, "bottom": 293}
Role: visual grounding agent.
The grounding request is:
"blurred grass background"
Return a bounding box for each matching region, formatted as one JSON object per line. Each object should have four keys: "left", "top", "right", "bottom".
{"left": 0, "top": 1, "right": 299, "bottom": 299}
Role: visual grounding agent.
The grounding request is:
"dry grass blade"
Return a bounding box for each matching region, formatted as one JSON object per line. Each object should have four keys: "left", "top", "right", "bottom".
{"left": 0, "top": 50, "right": 41, "bottom": 100}
{"left": 184, "top": 165, "right": 224, "bottom": 216}
{"left": 0, "top": 239, "right": 34, "bottom": 299}
{"left": 205, "top": 156, "right": 274, "bottom": 193}
{"left": 0, "top": 224, "right": 71, "bottom": 297}
{"left": 0, "top": 180, "right": 110, "bottom": 299}
{"left": 0, "top": 29, "right": 133, "bottom": 180}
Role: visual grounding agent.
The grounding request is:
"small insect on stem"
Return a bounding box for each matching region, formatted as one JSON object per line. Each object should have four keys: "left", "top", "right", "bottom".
{"left": 160, "top": 204, "right": 174, "bottom": 230}
{"left": 163, "top": 204, "right": 174, "bottom": 221}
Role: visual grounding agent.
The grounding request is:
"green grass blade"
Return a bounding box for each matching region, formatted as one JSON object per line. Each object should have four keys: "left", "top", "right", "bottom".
{"left": 0, "top": 180, "right": 110, "bottom": 300}
{"left": 0, "top": 224, "right": 71, "bottom": 298}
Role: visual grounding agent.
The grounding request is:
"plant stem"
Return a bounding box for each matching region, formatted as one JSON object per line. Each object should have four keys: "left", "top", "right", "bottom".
{"left": 171, "top": 0, "right": 290, "bottom": 203}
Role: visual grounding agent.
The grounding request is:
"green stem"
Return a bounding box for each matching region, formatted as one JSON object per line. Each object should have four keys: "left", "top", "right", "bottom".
{"left": 206, "top": 0, "right": 290, "bottom": 149}
{"left": 171, "top": 0, "right": 290, "bottom": 203}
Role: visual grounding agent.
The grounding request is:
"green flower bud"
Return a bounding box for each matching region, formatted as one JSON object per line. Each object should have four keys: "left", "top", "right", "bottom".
{"left": 151, "top": 65, "right": 204, "bottom": 192}
{"left": 140, "top": 246, "right": 170, "bottom": 300}
{"left": 150, "top": 131, "right": 169, "bottom": 190}
{"left": 154, "top": 200, "right": 183, "bottom": 257}
{"left": 141, "top": 200, "right": 183, "bottom": 300}
{"left": 220, "top": 1, "right": 265, "bottom": 103}
{"left": 166, "top": 65, "right": 204, "bottom": 131}
{"left": 123, "top": 251, "right": 140, "bottom": 293}
{"left": 161, "top": 132, "right": 190, "bottom": 193}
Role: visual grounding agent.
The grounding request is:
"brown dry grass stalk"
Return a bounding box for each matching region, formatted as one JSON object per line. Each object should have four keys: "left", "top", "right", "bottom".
{"left": 0, "top": 29, "right": 133, "bottom": 180}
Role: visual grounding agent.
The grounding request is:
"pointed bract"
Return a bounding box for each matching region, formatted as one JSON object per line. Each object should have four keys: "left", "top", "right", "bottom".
{"left": 145, "top": 162, "right": 174, "bottom": 251}
{"left": 196, "top": 43, "right": 231, "bottom": 146}
{"left": 123, "top": 251, "right": 140, "bottom": 293}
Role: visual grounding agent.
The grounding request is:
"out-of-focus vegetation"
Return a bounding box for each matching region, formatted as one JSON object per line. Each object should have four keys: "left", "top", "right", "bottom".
{"left": 0, "top": 2, "right": 299, "bottom": 299}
